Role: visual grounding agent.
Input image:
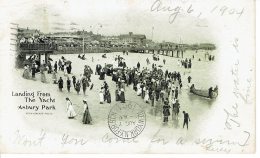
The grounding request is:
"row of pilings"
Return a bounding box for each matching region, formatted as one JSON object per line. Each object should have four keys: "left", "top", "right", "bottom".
{"left": 131, "top": 48, "right": 185, "bottom": 58}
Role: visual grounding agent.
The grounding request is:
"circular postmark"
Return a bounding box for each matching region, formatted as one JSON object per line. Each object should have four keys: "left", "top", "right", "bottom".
{"left": 108, "top": 101, "right": 146, "bottom": 139}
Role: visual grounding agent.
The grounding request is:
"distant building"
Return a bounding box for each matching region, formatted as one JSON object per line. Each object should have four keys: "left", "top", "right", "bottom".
{"left": 198, "top": 43, "right": 216, "bottom": 50}
{"left": 100, "top": 36, "right": 121, "bottom": 46}
{"left": 119, "top": 32, "right": 146, "bottom": 47}
{"left": 46, "top": 32, "right": 81, "bottom": 39}
{"left": 161, "top": 41, "right": 178, "bottom": 49}
{"left": 187, "top": 43, "right": 216, "bottom": 50}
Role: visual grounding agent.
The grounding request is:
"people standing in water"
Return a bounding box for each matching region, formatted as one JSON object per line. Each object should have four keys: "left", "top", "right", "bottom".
{"left": 183, "top": 111, "right": 191, "bottom": 130}
{"left": 66, "top": 97, "right": 77, "bottom": 119}
{"left": 82, "top": 99, "right": 92, "bottom": 124}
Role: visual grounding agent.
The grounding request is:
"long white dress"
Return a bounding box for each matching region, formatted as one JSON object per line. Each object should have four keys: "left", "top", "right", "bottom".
{"left": 41, "top": 71, "right": 46, "bottom": 83}
{"left": 137, "top": 83, "right": 142, "bottom": 96}
{"left": 22, "top": 66, "right": 30, "bottom": 79}
{"left": 66, "top": 100, "right": 76, "bottom": 118}
{"left": 99, "top": 91, "right": 104, "bottom": 103}
{"left": 171, "top": 98, "right": 176, "bottom": 105}
{"left": 144, "top": 90, "right": 149, "bottom": 102}
{"left": 64, "top": 65, "right": 68, "bottom": 77}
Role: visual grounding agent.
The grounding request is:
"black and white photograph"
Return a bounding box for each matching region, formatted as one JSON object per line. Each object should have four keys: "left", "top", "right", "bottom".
{"left": 0, "top": 0, "right": 256, "bottom": 154}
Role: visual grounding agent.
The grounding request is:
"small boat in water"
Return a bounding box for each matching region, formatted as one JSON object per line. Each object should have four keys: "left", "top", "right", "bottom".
{"left": 190, "top": 84, "right": 218, "bottom": 99}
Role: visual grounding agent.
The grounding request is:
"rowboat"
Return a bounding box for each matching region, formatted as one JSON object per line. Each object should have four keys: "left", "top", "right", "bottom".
{"left": 190, "top": 84, "right": 218, "bottom": 99}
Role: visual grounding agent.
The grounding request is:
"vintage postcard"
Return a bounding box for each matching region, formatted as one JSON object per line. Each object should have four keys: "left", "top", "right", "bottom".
{"left": 0, "top": 0, "right": 255, "bottom": 154}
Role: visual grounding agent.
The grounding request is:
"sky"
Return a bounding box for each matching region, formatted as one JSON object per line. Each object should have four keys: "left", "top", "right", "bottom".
{"left": 3, "top": 0, "right": 220, "bottom": 44}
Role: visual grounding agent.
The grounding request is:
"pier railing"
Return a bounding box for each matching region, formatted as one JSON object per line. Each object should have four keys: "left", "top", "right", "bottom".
{"left": 19, "top": 43, "right": 58, "bottom": 51}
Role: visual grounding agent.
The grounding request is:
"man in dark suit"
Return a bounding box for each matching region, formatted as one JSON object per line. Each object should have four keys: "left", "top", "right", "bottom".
{"left": 183, "top": 111, "right": 191, "bottom": 130}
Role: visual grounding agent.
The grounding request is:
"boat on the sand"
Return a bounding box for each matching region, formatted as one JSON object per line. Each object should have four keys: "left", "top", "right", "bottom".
{"left": 190, "top": 84, "right": 218, "bottom": 99}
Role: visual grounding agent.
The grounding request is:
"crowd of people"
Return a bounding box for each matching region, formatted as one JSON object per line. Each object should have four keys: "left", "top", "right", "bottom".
{"left": 21, "top": 51, "right": 220, "bottom": 130}
{"left": 180, "top": 58, "right": 193, "bottom": 69}
{"left": 22, "top": 54, "right": 95, "bottom": 124}
{"left": 107, "top": 58, "right": 189, "bottom": 126}
{"left": 19, "top": 35, "right": 55, "bottom": 45}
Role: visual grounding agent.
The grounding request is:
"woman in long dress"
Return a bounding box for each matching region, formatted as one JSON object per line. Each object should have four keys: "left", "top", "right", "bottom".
{"left": 115, "top": 89, "right": 119, "bottom": 101}
{"left": 75, "top": 80, "right": 81, "bottom": 95}
{"left": 82, "top": 99, "right": 92, "bottom": 124}
{"left": 99, "top": 88, "right": 104, "bottom": 104}
{"left": 173, "top": 100, "right": 180, "bottom": 120}
{"left": 82, "top": 78, "right": 87, "bottom": 95}
{"left": 64, "top": 64, "right": 68, "bottom": 77}
{"left": 150, "top": 91, "right": 155, "bottom": 107}
{"left": 144, "top": 89, "right": 149, "bottom": 103}
{"left": 58, "top": 77, "right": 63, "bottom": 91}
{"left": 66, "top": 98, "right": 77, "bottom": 119}
{"left": 120, "top": 88, "right": 125, "bottom": 103}
{"left": 163, "top": 101, "right": 171, "bottom": 123}
{"left": 106, "top": 90, "right": 111, "bottom": 103}
{"left": 40, "top": 65, "right": 47, "bottom": 83}
{"left": 22, "top": 65, "right": 30, "bottom": 79}
{"left": 52, "top": 71, "right": 57, "bottom": 84}
{"left": 137, "top": 83, "right": 142, "bottom": 96}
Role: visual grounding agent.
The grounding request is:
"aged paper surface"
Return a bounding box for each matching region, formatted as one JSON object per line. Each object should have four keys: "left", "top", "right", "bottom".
{"left": 0, "top": 0, "right": 255, "bottom": 154}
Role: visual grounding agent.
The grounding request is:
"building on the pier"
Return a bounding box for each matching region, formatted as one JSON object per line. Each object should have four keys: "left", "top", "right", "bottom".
{"left": 198, "top": 43, "right": 216, "bottom": 50}
{"left": 119, "top": 32, "right": 146, "bottom": 47}
{"left": 100, "top": 36, "right": 120, "bottom": 47}
{"left": 160, "top": 41, "right": 178, "bottom": 49}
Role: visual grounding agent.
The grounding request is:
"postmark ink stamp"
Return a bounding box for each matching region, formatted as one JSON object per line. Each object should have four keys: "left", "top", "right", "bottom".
{"left": 108, "top": 101, "right": 146, "bottom": 139}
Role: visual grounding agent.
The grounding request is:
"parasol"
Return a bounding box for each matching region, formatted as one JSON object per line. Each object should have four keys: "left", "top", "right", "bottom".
{"left": 65, "top": 60, "right": 72, "bottom": 64}
{"left": 106, "top": 64, "right": 113, "bottom": 68}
